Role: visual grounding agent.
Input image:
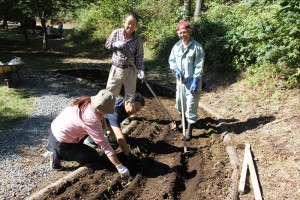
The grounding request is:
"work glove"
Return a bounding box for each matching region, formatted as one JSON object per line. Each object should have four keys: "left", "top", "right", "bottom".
{"left": 116, "top": 164, "right": 130, "bottom": 178}
{"left": 190, "top": 78, "right": 200, "bottom": 93}
{"left": 126, "top": 152, "right": 139, "bottom": 163}
{"left": 113, "top": 41, "right": 126, "bottom": 49}
{"left": 172, "top": 67, "right": 182, "bottom": 80}
{"left": 137, "top": 69, "right": 145, "bottom": 80}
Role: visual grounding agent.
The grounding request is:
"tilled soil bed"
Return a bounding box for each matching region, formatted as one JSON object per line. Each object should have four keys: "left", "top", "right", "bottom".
{"left": 29, "top": 69, "right": 231, "bottom": 199}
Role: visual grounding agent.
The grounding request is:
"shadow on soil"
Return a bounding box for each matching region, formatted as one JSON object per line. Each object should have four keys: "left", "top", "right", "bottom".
{"left": 220, "top": 115, "right": 276, "bottom": 134}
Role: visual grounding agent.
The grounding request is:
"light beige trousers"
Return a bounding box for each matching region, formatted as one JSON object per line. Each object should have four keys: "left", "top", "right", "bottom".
{"left": 106, "top": 65, "right": 137, "bottom": 97}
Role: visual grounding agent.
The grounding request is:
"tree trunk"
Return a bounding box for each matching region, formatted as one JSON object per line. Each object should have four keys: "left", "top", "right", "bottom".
{"left": 2, "top": 17, "right": 8, "bottom": 30}
{"left": 183, "top": 0, "right": 192, "bottom": 21}
{"left": 20, "top": 22, "right": 30, "bottom": 45}
{"left": 194, "top": 0, "right": 204, "bottom": 22}
{"left": 40, "top": 19, "right": 48, "bottom": 51}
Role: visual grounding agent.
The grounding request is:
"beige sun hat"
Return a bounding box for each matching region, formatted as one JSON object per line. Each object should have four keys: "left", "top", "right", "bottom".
{"left": 91, "top": 89, "right": 116, "bottom": 114}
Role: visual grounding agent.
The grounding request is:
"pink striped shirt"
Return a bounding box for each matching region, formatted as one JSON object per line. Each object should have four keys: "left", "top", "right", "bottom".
{"left": 51, "top": 103, "right": 115, "bottom": 156}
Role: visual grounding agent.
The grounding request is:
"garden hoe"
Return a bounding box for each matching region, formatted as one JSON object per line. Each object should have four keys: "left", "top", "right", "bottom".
{"left": 127, "top": 58, "right": 177, "bottom": 130}
{"left": 179, "top": 77, "right": 193, "bottom": 156}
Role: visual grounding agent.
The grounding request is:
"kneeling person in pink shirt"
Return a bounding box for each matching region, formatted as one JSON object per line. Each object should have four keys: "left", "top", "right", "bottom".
{"left": 47, "top": 89, "right": 130, "bottom": 178}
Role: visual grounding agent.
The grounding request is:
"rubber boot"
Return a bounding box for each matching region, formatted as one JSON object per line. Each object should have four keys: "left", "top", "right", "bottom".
{"left": 186, "top": 122, "right": 194, "bottom": 141}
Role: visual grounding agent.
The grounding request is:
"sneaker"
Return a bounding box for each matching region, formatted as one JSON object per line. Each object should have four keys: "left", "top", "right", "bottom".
{"left": 50, "top": 152, "right": 63, "bottom": 170}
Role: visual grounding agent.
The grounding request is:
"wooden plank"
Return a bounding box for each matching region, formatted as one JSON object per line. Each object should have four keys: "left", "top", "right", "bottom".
{"left": 238, "top": 144, "right": 250, "bottom": 193}
{"left": 27, "top": 166, "right": 89, "bottom": 200}
{"left": 226, "top": 146, "right": 240, "bottom": 200}
{"left": 247, "top": 144, "right": 263, "bottom": 200}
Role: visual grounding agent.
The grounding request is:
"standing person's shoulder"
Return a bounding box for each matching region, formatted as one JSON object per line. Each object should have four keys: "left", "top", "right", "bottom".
{"left": 173, "top": 40, "right": 182, "bottom": 47}
{"left": 114, "top": 28, "right": 125, "bottom": 33}
{"left": 115, "top": 98, "right": 125, "bottom": 107}
{"left": 132, "top": 31, "right": 142, "bottom": 41}
{"left": 192, "top": 39, "right": 203, "bottom": 48}
{"left": 108, "top": 28, "right": 122, "bottom": 37}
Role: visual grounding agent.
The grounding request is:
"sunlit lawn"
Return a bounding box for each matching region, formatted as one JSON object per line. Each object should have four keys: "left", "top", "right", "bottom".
{"left": 0, "top": 87, "right": 33, "bottom": 130}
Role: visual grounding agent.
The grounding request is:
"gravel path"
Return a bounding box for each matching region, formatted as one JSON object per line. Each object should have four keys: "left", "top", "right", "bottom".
{"left": 0, "top": 69, "right": 102, "bottom": 199}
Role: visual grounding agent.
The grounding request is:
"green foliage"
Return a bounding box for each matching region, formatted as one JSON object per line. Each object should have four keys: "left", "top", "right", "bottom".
{"left": 192, "top": 15, "right": 233, "bottom": 72}
{"left": 244, "top": 61, "right": 299, "bottom": 89}
{"left": 244, "top": 62, "right": 280, "bottom": 87}
{"left": 74, "top": 0, "right": 182, "bottom": 61}
{"left": 144, "top": 20, "right": 178, "bottom": 63}
{"left": 203, "top": 0, "right": 299, "bottom": 87}
{"left": 71, "top": 0, "right": 300, "bottom": 87}
{"left": 135, "top": 0, "right": 182, "bottom": 63}
{"left": 75, "top": 0, "right": 141, "bottom": 41}
{"left": 287, "top": 68, "right": 300, "bottom": 87}
{"left": 0, "top": 87, "right": 33, "bottom": 130}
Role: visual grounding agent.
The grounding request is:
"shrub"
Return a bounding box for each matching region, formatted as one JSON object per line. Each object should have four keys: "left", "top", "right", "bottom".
{"left": 204, "top": 0, "right": 299, "bottom": 87}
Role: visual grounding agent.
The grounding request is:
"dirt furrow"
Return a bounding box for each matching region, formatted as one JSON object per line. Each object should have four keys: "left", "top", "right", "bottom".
{"left": 31, "top": 69, "right": 231, "bottom": 199}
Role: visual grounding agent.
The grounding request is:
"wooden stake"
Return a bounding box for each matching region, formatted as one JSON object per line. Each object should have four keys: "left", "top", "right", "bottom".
{"left": 238, "top": 144, "right": 250, "bottom": 193}
{"left": 238, "top": 143, "right": 262, "bottom": 200}
{"left": 247, "top": 145, "right": 262, "bottom": 200}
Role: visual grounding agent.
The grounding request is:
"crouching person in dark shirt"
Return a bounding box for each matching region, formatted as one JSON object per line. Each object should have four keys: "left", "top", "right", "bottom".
{"left": 85, "top": 93, "right": 145, "bottom": 164}
{"left": 105, "top": 93, "right": 145, "bottom": 156}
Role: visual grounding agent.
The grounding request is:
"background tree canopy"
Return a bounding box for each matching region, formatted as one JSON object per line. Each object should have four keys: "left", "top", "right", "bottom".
{"left": 1, "top": 0, "right": 299, "bottom": 87}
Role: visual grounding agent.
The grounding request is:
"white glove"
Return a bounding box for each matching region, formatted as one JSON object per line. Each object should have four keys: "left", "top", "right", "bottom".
{"left": 116, "top": 164, "right": 130, "bottom": 178}
{"left": 113, "top": 41, "right": 126, "bottom": 48}
{"left": 138, "top": 70, "right": 145, "bottom": 80}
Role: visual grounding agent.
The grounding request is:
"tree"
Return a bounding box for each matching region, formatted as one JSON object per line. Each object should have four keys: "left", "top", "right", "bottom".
{"left": 0, "top": 0, "right": 20, "bottom": 30}
{"left": 183, "top": 0, "right": 205, "bottom": 22}
{"left": 19, "top": 0, "right": 92, "bottom": 50}
{"left": 194, "top": 0, "right": 204, "bottom": 21}
{"left": 183, "top": 0, "right": 192, "bottom": 21}
{"left": 19, "top": 0, "right": 69, "bottom": 50}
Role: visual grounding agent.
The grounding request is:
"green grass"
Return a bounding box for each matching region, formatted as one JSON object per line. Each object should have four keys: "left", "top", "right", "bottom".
{"left": 0, "top": 87, "right": 33, "bottom": 130}
{"left": 0, "top": 25, "right": 24, "bottom": 42}
{"left": 0, "top": 26, "right": 116, "bottom": 130}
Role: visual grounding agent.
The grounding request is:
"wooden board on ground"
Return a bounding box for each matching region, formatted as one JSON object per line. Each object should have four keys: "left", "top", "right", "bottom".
{"left": 238, "top": 143, "right": 262, "bottom": 200}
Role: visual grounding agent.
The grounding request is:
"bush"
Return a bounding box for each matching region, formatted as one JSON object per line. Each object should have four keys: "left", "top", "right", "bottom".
{"left": 75, "top": 0, "right": 141, "bottom": 42}
{"left": 72, "top": 0, "right": 299, "bottom": 87}
{"left": 204, "top": 0, "right": 299, "bottom": 87}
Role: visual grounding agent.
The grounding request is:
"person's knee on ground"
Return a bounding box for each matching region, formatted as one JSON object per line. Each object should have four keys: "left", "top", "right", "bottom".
{"left": 58, "top": 143, "right": 102, "bottom": 169}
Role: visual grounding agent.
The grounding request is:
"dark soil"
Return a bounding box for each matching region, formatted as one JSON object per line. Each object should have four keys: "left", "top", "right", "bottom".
{"left": 33, "top": 68, "right": 231, "bottom": 199}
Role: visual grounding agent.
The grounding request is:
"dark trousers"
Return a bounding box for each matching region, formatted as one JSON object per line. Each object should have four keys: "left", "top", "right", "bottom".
{"left": 47, "top": 131, "right": 101, "bottom": 167}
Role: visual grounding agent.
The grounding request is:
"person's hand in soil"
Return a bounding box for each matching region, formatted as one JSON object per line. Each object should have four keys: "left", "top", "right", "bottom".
{"left": 116, "top": 164, "right": 130, "bottom": 178}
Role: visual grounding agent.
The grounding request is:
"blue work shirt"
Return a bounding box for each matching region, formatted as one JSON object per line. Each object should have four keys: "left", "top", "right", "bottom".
{"left": 105, "top": 98, "right": 128, "bottom": 128}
